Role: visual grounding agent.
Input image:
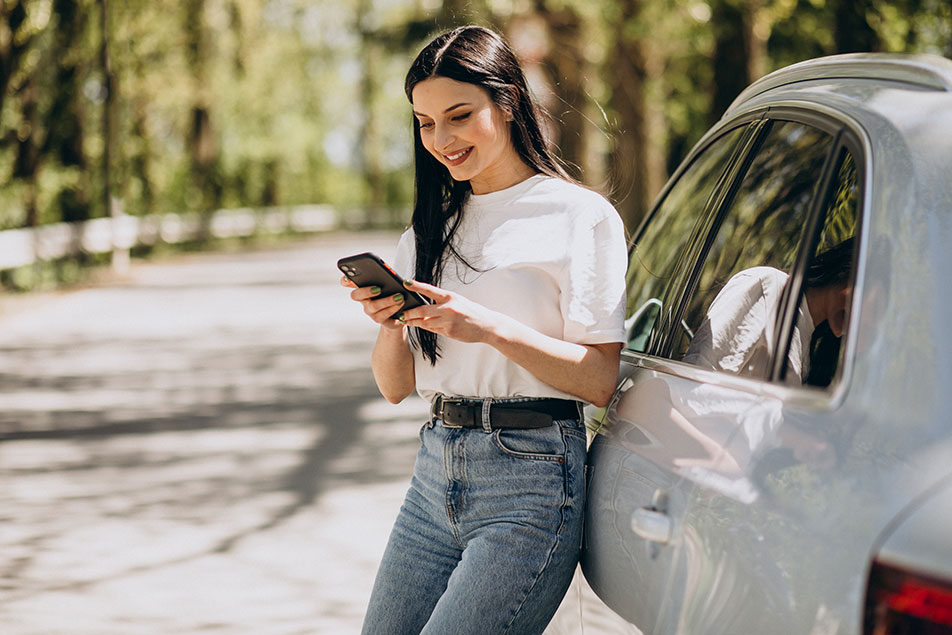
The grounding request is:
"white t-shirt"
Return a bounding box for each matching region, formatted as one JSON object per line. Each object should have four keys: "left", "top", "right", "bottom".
{"left": 682, "top": 266, "right": 815, "bottom": 384}
{"left": 393, "top": 174, "right": 627, "bottom": 403}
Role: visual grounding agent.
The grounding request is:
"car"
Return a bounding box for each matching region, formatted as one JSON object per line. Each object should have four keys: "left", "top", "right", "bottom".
{"left": 579, "top": 53, "right": 952, "bottom": 635}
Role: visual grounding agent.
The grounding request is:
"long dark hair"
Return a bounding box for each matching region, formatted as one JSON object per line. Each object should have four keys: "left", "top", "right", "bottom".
{"left": 803, "top": 236, "right": 855, "bottom": 387}
{"left": 404, "top": 25, "right": 571, "bottom": 364}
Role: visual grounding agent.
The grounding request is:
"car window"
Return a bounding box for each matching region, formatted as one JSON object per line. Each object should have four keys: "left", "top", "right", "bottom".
{"left": 672, "top": 120, "right": 836, "bottom": 382}
{"left": 795, "top": 151, "right": 859, "bottom": 388}
{"left": 624, "top": 125, "right": 748, "bottom": 353}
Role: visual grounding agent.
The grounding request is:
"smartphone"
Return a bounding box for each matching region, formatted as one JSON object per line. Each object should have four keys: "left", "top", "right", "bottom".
{"left": 337, "top": 252, "right": 430, "bottom": 318}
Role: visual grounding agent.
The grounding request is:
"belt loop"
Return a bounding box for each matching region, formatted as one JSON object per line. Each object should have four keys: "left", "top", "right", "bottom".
{"left": 481, "top": 398, "right": 493, "bottom": 433}
{"left": 431, "top": 393, "right": 443, "bottom": 424}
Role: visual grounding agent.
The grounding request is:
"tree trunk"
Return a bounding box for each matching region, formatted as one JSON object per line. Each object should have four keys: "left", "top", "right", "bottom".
{"left": 834, "top": 0, "right": 880, "bottom": 52}
{"left": 710, "top": 0, "right": 750, "bottom": 124}
{"left": 97, "top": 0, "right": 112, "bottom": 225}
{"left": 129, "top": 95, "right": 154, "bottom": 213}
{"left": 608, "top": 0, "right": 652, "bottom": 231}
{"left": 0, "top": 1, "right": 29, "bottom": 121}
{"left": 13, "top": 79, "right": 39, "bottom": 227}
{"left": 357, "top": 0, "right": 385, "bottom": 214}
{"left": 539, "top": 5, "right": 588, "bottom": 183}
{"left": 745, "top": 0, "right": 768, "bottom": 81}
{"left": 184, "top": 0, "right": 221, "bottom": 215}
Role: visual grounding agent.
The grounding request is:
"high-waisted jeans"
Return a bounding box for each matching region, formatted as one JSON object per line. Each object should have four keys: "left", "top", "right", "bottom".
{"left": 361, "top": 403, "right": 587, "bottom": 634}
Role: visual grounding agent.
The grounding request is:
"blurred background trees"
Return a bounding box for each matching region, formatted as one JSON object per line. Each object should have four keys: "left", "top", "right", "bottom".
{"left": 1, "top": 0, "right": 950, "bottom": 239}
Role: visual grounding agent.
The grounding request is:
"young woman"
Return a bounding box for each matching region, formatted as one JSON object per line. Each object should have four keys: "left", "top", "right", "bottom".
{"left": 343, "top": 25, "right": 627, "bottom": 634}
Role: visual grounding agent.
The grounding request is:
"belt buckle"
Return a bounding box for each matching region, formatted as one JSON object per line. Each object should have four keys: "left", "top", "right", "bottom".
{"left": 437, "top": 397, "right": 466, "bottom": 428}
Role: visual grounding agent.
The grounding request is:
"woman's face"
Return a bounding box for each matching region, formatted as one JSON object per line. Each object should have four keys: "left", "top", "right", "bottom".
{"left": 827, "top": 283, "right": 852, "bottom": 338}
{"left": 805, "top": 281, "right": 852, "bottom": 338}
{"left": 411, "top": 76, "right": 527, "bottom": 194}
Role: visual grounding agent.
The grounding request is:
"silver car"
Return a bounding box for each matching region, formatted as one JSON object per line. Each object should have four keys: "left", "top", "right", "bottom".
{"left": 581, "top": 53, "right": 952, "bottom": 634}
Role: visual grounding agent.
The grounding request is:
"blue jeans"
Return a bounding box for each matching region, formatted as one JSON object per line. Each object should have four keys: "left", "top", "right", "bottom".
{"left": 361, "top": 404, "right": 587, "bottom": 634}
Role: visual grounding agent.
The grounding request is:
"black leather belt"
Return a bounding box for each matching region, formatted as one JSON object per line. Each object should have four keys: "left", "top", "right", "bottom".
{"left": 431, "top": 395, "right": 582, "bottom": 430}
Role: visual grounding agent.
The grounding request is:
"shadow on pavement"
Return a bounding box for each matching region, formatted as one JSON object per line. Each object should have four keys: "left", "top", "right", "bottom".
{"left": 0, "top": 234, "right": 429, "bottom": 631}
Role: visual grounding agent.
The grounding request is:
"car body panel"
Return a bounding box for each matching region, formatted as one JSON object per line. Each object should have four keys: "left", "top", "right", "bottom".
{"left": 875, "top": 476, "right": 952, "bottom": 583}
{"left": 582, "top": 53, "right": 952, "bottom": 635}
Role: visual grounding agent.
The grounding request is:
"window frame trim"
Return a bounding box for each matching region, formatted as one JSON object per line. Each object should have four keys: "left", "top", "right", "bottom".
{"left": 771, "top": 134, "right": 844, "bottom": 383}
{"left": 627, "top": 114, "right": 769, "bottom": 356}
{"left": 655, "top": 116, "right": 773, "bottom": 359}
{"left": 620, "top": 104, "right": 871, "bottom": 409}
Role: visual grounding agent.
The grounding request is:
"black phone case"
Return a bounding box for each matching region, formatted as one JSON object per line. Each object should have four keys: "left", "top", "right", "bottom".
{"left": 337, "top": 252, "right": 429, "bottom": 318}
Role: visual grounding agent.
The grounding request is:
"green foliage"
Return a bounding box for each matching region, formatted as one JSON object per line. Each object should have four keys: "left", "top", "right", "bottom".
{"left": 0, "top": 0, "right": 949, "bottom": 235}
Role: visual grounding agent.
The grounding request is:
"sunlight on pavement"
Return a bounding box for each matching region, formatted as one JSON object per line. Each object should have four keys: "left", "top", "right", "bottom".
{"left": 0, "top": 233, "right": 429, "bottom": 633}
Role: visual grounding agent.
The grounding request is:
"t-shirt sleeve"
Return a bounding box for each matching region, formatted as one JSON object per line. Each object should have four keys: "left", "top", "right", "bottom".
{"left": 692, "top": 267, "right": 786, "bottom": 373}
{"left": 392, "top": 229, "right": 415, "bottom": 279}
{"left": 560, "top": 204, "right": 628, "bottom": 345}
{"left": 702, "top": 272, "right": 767, "bottom": 372}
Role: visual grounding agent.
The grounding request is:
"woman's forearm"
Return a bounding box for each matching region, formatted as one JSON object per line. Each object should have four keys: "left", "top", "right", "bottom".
{"left": 484, "top": 314, "right": 621, "bottom": 407}
{"left": 371, "top": 325, "right": 416, "bottom": 403}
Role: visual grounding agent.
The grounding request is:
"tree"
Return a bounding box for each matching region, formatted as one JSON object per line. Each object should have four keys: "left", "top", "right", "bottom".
{"left": 710, "top": 0, "right": 751, "bottom": 123}
{"left": 184, "top": 0, "right": 222, "bottom": 215}
{"left": 535, "top": 4, "right": 589, "bottom": 182}
{"left": 834, "top": 0, "right": 880, "bottom": 52}
{"left": 0, "top": 0, "right": 30, "bottom": 117}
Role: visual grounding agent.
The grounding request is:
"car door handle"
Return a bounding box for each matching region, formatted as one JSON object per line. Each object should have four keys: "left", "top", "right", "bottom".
{"left": 631, "top": 507, "right": 673, "bottom": 545}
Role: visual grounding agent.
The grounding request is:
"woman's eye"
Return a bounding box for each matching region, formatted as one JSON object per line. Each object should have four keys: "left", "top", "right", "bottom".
{"left": 452, "top": 113, "right": 471, "bottom": 122}
{"left": 418, "top": 121, "right": 434, "bottom": 129}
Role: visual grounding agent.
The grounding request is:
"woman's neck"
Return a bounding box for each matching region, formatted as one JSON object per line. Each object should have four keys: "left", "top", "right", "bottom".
{"left": 469, "top": 159, "right": 538, "bottom": 194}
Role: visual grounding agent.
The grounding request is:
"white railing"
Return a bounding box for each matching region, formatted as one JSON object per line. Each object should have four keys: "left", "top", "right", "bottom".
{"left": 0, "top": 205, "right": 342, "bottom": 272}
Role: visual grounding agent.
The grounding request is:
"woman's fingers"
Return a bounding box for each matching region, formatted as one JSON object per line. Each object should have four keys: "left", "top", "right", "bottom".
{"left": 349, "top": 285, "right": 381, "bottom": 302}
{"left": 403, "top": 279, "right": 451, "bottom": 303}
{"left": 365, "top": 292, "right": 409, "bottom": 324}
{"left": 342, "top": 281, "right": 408, "bottom": 327}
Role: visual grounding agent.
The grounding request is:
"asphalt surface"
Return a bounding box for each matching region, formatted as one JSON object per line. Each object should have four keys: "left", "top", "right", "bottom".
{"left": 0, "top": 232, "right": 633, "bottom": 634}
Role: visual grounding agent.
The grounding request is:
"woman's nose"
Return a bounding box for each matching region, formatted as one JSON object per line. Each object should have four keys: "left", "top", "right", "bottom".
{"left": 434, "top": 126, "right": 455, "bottom": 151}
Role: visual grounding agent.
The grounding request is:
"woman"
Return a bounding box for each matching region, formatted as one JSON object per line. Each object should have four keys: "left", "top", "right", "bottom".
{"left": 343, "top": 25, "right": 627, "bottom": 634}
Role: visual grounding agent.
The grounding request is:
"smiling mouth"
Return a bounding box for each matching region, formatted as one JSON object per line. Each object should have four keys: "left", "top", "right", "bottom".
{"left": 443, "top": 147, "right": 473, "bottom": 164}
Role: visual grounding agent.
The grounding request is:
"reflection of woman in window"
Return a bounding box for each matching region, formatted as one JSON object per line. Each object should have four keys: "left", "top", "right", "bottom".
{"left": 684, "top": 238, "right": 854, "bottom": 385}
{"left": 802, "top": 238, "right": 855, "bottom": 386}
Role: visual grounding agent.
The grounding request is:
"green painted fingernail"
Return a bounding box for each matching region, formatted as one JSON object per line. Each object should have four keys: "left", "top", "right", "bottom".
{"left": 392, "top": 293, "right": 404, "bottom": 303}
{"left": 403, "top": 280, "right": 413, "bottom": 287}
{"left": 397, "top": 313, "right": 406, "bottom": 324}
{"left": 370, "top": 286, "right": 381, "bottom": 295}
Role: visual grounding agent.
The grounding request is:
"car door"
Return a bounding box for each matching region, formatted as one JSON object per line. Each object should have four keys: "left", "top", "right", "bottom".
{"left": 581, "top": 120, "right": 758, "bottom": 633}
{"left": 583, "top": 113, "right": 860, "bottom": 634}
{"left": 669, "top": 133, "right": 862, "bottom": 634}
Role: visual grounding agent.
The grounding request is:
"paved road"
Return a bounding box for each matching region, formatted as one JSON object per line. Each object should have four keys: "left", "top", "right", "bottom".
{"left": 0, "top": 232, "right": 633, "bottom": 634}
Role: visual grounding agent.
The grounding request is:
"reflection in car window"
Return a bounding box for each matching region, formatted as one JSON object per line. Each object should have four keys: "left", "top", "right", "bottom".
{"left": 674, "top": 121, "right": 835, "bottom": 380}
{"left": 799, "top": 152, "right": 858, "bottom": 387}
{"left": 624, "top": 125, "right": 747, "bottom": 352}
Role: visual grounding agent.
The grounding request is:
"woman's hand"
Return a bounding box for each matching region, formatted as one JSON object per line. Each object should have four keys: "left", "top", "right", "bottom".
{"left": 340, "top": 276, "right": 406, "bottom": 331}
{"left": 397, "top": 280, "right": 498, "bottom": 343}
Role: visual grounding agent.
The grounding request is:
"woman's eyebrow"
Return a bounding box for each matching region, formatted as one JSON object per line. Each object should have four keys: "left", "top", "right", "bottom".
{"left": 413, "top": 102, "right": 472, "bottom": 117}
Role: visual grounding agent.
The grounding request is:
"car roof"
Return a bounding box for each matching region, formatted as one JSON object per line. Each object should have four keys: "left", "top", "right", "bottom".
{"left": 724, "top": 52, "right": 952, "bottom": 117}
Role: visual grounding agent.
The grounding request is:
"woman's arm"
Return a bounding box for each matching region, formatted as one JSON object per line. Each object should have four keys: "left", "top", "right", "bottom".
{"left": 490, "top": 323, "right": 622, "bottom": 407}
{"left": 399, "top": 280, "right": 622, "bottom": 407}
{"left": 371, "top": 324, "right": 415, "bottom": 403}
{"left": 342, "top": 278, "right": 416, "bottom": 403}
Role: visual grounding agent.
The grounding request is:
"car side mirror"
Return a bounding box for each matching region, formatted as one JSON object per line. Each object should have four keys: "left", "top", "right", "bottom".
{"left": 625, "top": 298, "right": 662, "bottom": 352}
